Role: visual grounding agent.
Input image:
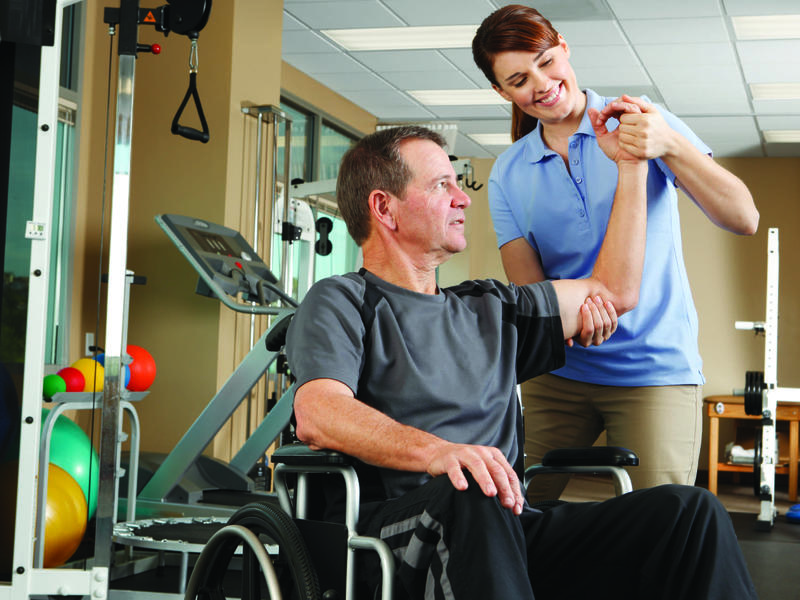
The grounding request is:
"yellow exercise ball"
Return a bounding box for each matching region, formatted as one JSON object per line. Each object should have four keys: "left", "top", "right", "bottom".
{"left": 43, "top": 463, "right": 88, "bottom": 567}
{"left": 70, "top": 358, "right": 104, "bottom": 392}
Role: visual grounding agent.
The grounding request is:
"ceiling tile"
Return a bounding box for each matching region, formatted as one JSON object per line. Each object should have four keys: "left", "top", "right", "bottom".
{"left": 620, "top": 17, "right": 730, "bottom": 44}
{"left": 284, "top": 1, "right": 404, "bottom": 29}
{"left": 679, "top": 116, "right": 764, "bottom": 156}
{"left": 574, "top": 64, "right": 652, "bottom": 88}
{"left": 495, "top": 0, "right": 613, "bottom": 21}
{"left": 283, "top": 52, "right": 369, "bottom": 74}
{"left": 757, "top": 115, "right": 800, "bottom": 129}
{"left": 439, "top": 49, "right": 491, "bottom": 87}
{"left": 310, "top": 70, "right": 395, "bottom": 92}
{"left": 428, "top": 105, "right": 512, "bottom": 119}
{"left": 282, "top": 30, "right": 339, "bottom": 54}
{"left": 752, "top": 99, "right": 800, "bottom": 115}
{"left": 453, "top": 133, "right": 496, "bottom": 159}
{"left": 371, "top": 105, "right": 438, "bottom": 120}
{"left": 591, "top": 85, "right": 664, "bottom": 103}
{"left": 383, "top": 0, "right": 497, "bottom": 26}
{"left": 551, "top": 20, "right": 628, "bottom": 45}
{"left": 570, "top": 44, "right": 642, "bottom": 68}
{"left": 605, "top": 0, "right": 722, "bottom": 19}
{"left": 737, "top": 40, "right": 800, "bottom": 82}
{"left": 635, "top": 41, "right": 740, "bottom": 67}
{"left": 658, "top": 83, "right": 751, "bottom": 114}
{"left": 765, "top": 142, "right": 800, "bottom": 157}
{"left": 351, "top": 50, "right": 457, "bottom": 73}
{"left": 382, "top": 70, "right": 477, "bottom": 90}
{"left": 283, "top": 11, "right": 306, "bottom": 31}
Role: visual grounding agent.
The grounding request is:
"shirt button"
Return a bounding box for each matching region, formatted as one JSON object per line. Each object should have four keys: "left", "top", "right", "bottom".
{"left": 576, "top": 177, "right": 583, "bottom": 184}
{"left": 579, "top": 210, "right": 586, "bottom": 217}
{"left": 572, "top": 159, "right": 579, "bottom": 165}
{"left": 570, "top": 142, "right": 577, "bottom": 148}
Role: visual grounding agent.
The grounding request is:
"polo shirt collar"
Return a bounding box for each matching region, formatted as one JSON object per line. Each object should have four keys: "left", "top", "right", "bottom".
{"left": 522, "top": 88, "right": 603, "bottom": 163}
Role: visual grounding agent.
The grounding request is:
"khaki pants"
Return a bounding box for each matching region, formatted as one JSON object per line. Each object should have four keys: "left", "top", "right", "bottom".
{"left": 522, "top": 373, "right": 702, "bottom": 501}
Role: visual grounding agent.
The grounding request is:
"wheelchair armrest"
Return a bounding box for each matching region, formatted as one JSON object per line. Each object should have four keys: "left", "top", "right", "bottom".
{"left": 542, "top": 446, "right": 639, "bottom": 468}
{"left": 525, "top": 446, "right": 639, "bottom": 496}
{"left": 271, "top": 442, "right": 353, "bottom": 468}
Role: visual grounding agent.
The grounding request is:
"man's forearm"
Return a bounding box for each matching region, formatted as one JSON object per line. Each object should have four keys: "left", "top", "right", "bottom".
{"left": 294, "top": 380, "right": 448, "bottom": 473}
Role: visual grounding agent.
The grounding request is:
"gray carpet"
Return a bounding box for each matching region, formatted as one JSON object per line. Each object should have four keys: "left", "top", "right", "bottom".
{"left": 731, "top": 511, "right": 800, "bottom": 600}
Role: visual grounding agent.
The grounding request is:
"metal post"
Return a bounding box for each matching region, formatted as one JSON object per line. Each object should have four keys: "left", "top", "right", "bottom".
{"left": 95, "top": 0, "right": 139, "bottom": 566}
{"left": 757, "top": 228, "right": 780, "bottom": 529}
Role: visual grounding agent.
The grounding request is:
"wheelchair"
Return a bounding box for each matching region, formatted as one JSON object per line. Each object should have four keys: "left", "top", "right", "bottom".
{"left": 184, "top": 441, "right": 638, "bottom": 600}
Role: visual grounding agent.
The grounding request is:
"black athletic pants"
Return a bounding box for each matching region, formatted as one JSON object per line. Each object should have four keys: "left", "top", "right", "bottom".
{"left": 357, "top": 476, "right": 758, "bottom": 599}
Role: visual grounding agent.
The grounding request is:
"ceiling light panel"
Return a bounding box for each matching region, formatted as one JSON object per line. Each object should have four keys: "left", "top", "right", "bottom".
{"left": 407, "top": 89, "right": 508, "bottom": 105}
{"left": 322, "top": 25, "right": 478, "bottom": 51}
{"left": 469, "top": 133, "right": 514, "bottom": 146}
{"left": 750, "top": 83, "right": 800, "bottom": 100}
{"left": 723, "top": 0, "right": 800, "bottom": 16}
{"left": 764, "top": 130, "right": 800, "bottom": 143}
{"left": 731, "top": 15, "right": 800, "bottom": 39}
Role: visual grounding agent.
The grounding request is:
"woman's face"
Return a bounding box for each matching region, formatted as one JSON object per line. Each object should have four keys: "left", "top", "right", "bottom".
{"left": 491, "top": 35, "right": 583, "bottom": 126}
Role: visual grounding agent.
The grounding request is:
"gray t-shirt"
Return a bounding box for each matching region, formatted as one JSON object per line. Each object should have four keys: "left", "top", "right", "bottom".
{"left": 286, "top": 269, "right": 564, "bottom": 503}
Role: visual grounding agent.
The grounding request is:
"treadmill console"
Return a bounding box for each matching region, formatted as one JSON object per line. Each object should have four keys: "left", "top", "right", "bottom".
{"left": 157, "top": 214, "right": 280, "bottom": 305}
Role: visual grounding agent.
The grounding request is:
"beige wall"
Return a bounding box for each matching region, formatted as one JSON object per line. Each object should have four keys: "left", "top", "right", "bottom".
{"left": 449, "top": 155, "right": 800, "bottom": 471}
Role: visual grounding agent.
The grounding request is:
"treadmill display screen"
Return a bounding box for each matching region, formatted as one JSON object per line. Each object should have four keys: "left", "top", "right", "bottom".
{"left": 188, "top": 228, "right": 236, "bottom": 255}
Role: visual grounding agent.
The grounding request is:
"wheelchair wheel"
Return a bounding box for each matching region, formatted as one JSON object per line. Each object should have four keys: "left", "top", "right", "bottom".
{"left": 185, "top": 501, "right": 320, "bottom": 600}
{"left": 228, "top": 501, "right": 321, "bottom": 600}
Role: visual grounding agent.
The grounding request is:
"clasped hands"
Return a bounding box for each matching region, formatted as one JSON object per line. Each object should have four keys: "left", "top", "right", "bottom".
{"left": 590, "top": 94, "right": 675, "bottom": 163}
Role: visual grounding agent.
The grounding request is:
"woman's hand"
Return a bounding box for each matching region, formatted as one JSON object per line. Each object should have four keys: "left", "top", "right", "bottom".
{"left": 589, "top": 97, "right": 644, "bottom": 164}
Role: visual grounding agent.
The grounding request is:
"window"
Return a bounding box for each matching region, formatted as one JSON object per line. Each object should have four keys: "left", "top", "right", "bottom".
{"left": 271, "top": 97, "right": 361, "bottom": 299}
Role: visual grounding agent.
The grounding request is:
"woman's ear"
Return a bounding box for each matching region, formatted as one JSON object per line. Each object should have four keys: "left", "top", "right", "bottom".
{"left": 558, "top": 33, "right": 570, "bottom": 59}
{"left": 492, "top": 83, "right": 513, "bottom": 103}
{"left": 368, "top": 189, "right": 397, "bottom": 231}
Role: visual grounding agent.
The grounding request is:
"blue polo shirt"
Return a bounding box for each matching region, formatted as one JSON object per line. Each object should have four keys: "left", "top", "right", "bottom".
{"left": 488, "top": 88, "right": 707, "bottom": 386}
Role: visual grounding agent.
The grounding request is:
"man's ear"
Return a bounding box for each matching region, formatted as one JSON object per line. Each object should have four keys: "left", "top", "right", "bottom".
{"left": 368, "top": 189, "right": 397, "bottom": 231}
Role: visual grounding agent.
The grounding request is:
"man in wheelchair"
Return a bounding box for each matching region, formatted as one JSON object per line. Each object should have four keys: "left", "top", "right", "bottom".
{"left": 285, "top": 122, "right": 757, "bottom": 599}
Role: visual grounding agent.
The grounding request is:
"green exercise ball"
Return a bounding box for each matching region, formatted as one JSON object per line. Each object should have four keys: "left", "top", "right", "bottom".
{"left": 41, "top": 409, "right": 99, "bottom": 519}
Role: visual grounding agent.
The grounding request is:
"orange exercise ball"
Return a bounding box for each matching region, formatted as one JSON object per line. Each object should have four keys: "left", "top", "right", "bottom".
{"left": 43, "top": 464, "right": 88, "bottom": 567}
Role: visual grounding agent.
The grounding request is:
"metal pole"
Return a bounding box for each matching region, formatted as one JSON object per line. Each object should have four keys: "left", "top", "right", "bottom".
{"left": 95, "top": 0, "right": 140, "bottom": 566}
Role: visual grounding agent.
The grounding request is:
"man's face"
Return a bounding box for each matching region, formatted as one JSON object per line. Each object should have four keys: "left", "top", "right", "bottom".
{"left": 393, "top": 138, "right": 472, "bottom": 259}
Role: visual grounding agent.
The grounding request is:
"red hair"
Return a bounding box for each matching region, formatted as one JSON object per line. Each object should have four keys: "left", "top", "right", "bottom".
{"left": 472, "top": 5, "right": 560, "bottom": 141}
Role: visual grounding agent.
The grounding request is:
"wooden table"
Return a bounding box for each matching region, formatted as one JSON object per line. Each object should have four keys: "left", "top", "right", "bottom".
{"left": 705, "top": 395, "right": 799, "bottom": 502}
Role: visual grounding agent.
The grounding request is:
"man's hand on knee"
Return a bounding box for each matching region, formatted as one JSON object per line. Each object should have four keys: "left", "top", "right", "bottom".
{"left": 426, "top": 443, "right": 525, "bottom": 515}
